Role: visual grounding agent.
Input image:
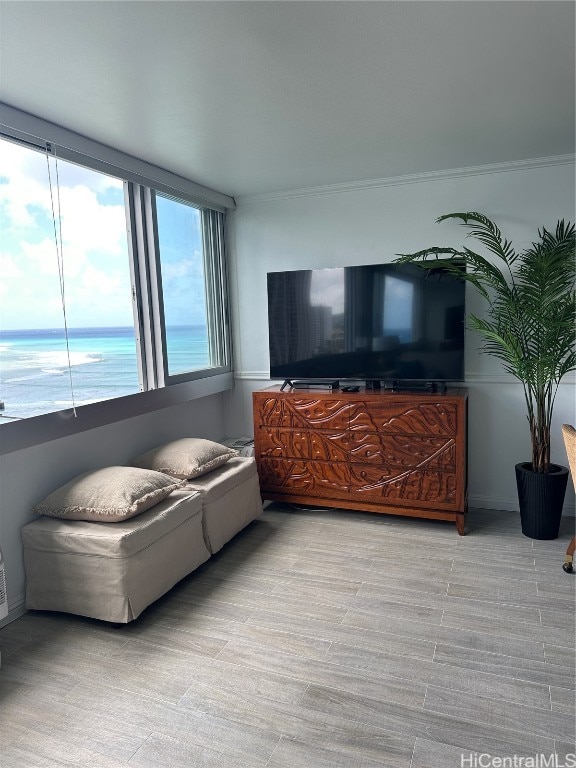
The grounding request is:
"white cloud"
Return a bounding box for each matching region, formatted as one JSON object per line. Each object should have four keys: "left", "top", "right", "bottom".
{"left": 0, "top": 138, "right": 133, "bottom": 329}
{"left": 57, "top": 184, "right": 127, "bottom": 258}
{"left": 0, "top": 251, "right": 24, "bottom": 279}
{"left": 160, "top": 250, "right": 203, "bottom": 281}
{"left": 81, "top": 264, "right": 124, "bottom": 296}
{"left": 20, "top": 237, "right": 61, "bottom": 276}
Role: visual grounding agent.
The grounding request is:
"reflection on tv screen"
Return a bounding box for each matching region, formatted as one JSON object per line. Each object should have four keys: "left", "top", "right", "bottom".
{"left": 267, "top": 262, "right": 465, "bottom": 382}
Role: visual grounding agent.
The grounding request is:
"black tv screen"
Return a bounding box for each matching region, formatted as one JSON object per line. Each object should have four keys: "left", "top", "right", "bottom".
{"left": 267, "top": 262, "right": 465, "bottom": 383}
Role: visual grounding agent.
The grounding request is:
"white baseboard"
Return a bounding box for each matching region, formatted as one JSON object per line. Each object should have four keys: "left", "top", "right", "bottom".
{"left": 470, "top": 494, "right": 575, "bottom": 517}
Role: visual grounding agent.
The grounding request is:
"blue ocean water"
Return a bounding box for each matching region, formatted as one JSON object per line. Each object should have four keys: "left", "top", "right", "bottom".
{"left": 0, "top": 326, "right": 209, "bottom": 421}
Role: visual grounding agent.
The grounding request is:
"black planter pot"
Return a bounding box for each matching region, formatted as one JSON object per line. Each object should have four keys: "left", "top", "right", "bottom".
{"left": 515, "top": 462, "right": 569, "bottom": 540}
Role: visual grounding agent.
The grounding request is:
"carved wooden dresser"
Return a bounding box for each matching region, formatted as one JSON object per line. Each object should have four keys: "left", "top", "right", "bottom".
{"left": 252, "top": 386, "right": 468, "bottom": 534}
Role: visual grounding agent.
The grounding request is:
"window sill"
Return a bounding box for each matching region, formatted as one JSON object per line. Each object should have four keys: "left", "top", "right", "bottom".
{"left": 0, "top": 372, "right": 234, "bottom": 455}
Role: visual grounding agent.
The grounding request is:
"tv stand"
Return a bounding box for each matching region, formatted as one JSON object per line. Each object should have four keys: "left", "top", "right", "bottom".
{"left": 281, "top": 379, "right": 339, "bottom": 391}
{"left": 253, "top": 386, "right": 468, "bottom": 535}
{"left": 389, "top": 380, "right": 447, "bottom": 394}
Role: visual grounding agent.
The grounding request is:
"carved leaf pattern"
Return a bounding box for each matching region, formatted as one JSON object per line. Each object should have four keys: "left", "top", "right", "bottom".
{"left": 352, "top": 466, "right": 457, "bottom": 503}
{"left": 254, "top": 392, "right": 464, "bottom": 511}
{"left": 309, "top": 432, "right": 350, "bottom": 462}
{"left": 258, "top": 429, "right": 311, "bottom": 459}
{"left": 259, "top": 458, "right": 350, "bottom": 497}
{"left": 259, "top": 397, "right": 352, "bottom": 429}
{"left": 349, "top": 434, "right": 455, "bottom": 470}
{"left": 349, "top": 403, "right": 457, "bottom": 436}
{"left": 258, "top": 427, "right": 350, "bottom": 462}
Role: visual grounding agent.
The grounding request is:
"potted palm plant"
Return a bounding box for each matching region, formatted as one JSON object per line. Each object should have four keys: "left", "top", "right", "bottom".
{"left": 395, "top": 212, "right": 575, "bottom": 539}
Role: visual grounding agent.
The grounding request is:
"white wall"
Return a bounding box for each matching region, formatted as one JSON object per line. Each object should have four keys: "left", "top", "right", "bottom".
{"left": 0, "top": 393, "right": 227, "bottom": 625}
{"left": 224, "top": 158, "right": 576, "bottom": 518}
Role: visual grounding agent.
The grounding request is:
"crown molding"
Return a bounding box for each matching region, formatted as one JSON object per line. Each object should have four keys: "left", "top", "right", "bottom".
{"left": 236, "top": 154, "right": 575, "bottom": 206}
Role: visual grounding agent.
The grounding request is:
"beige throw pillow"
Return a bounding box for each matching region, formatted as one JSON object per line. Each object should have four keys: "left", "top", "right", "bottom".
{"left": 32, "top": 466, "right": 186, "bottom": 522}
{"left": 130, "top": 438, "right": 237, "bottom": 480}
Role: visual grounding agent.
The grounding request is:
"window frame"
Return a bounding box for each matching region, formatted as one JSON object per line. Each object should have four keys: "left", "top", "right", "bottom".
{"left": 148, "top": 191, "right": 231, "bottom": 388}
{"left": 0, "top": 105, "right": 235, "bottom": 454}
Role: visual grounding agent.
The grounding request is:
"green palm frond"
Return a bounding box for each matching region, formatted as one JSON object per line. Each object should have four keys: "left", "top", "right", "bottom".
{"left": 394, "top": 212, "right": 576, "bottom": 473}
{"left": 396, "top": 246, "right": 512, "bottom": 301}
{"left": 437, "top": 212, "right": 517, "bottom": 265}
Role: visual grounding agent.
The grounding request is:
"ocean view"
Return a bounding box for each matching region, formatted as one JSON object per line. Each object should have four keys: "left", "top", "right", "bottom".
{"left": 0, "top": 326, "right": 209, "bottom": 421}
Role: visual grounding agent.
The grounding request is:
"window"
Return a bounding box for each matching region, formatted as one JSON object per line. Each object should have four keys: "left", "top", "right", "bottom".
{"left": 0, "top": 139, "right": 139, "bottom": 420}
{"left": 0, "top": 133, "right": 231, "bottom": 424}
{"left": 156, "top": 195, "right": 209, "bottom": 377}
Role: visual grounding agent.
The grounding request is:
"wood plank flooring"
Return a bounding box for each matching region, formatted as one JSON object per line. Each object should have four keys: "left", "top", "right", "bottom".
{"left": 0, "top": 505, "right": 574, "bottom": 767}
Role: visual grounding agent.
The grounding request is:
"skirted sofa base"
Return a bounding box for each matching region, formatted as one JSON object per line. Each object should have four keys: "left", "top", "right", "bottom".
{"left": 22, "top": 457, "right": 262, "bottom": 624}
{"left": 186, "top": 456, "right": 264, "bottom": 554}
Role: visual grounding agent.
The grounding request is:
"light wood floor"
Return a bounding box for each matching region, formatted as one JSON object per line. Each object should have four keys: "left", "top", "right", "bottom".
{"left": 0, "top": 505, "right": 574, "bottom": 768}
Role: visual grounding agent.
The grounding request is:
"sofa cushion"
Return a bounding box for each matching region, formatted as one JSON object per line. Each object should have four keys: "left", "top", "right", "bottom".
{"left": 26, "top": 489, "right": 203, "bottom": 557}
{"left": 185, "top": 456, "right": 258, "bottom": 501}
{"left": 130, "top": 438, "right": 237, "bottom": 480}
{"left": 32, "top": 466, "right": 185, "bottom": 523}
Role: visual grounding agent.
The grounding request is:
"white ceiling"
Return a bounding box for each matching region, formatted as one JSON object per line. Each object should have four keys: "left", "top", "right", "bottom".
{"left": 1, "top": 1, "right": 574, "bottom": 198}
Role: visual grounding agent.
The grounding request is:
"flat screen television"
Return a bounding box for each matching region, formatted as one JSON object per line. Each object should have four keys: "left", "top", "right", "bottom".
{"left": 267, "top": 262, "right": 465, "bottom": 385}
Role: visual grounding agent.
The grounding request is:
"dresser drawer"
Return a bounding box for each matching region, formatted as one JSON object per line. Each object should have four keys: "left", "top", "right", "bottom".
{"left": 257, "top": 427, "right": 349, "bottom": 462}
{"left": 350, "top": 464, "right": 458, "bottom": 509}
{"left": 255, "top": 396, "right": 352, "bottom": 430}
{"left": 348, "top": 432, "right": 456, "bottom": 470}
{"left": 257, "top": 457, "right": 350, "bottom": 499}
{"left": 348, "top": 401, "right": 459, "bottom": 436}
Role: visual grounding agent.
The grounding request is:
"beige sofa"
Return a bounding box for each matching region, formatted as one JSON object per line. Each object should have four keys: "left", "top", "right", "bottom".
{"left": 22, "top": 456, "right": 263, "bottom": 624}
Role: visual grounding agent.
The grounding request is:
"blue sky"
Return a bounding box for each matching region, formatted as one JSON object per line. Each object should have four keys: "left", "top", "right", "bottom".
{"left": 0, "top": 138, "right": 206, "bottom": 331}
{"left": 156, "top": 193, "right": 206, "bottom": 328}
